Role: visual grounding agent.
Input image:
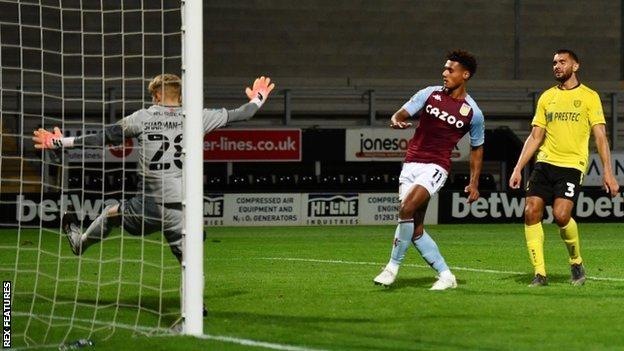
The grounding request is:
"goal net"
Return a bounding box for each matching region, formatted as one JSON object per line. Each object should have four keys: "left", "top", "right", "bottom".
{"left": 0, "top": 0, "right": 200, "bottom": 347}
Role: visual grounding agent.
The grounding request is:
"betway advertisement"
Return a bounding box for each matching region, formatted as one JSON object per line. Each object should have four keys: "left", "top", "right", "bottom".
{"left": 6, "top": 190, "right": 621, "bottom": 227}
{"left": 203, "top": 129, "right": 301, "bottom": 161}
{"left": 345, "top": 128, "right": 470, "bottom": 162}
{"left": 438, "top": 190, "right": 624, "bottom": 223}
{"left": 5, "top": 193, "right": 121, "bottom": 227}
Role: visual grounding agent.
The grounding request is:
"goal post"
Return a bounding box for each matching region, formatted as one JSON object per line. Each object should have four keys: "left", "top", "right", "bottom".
{"left": 0, "top": 0, "right": 205, "bottom": 347}
{"left": 181, "top": 0, "right": 204, "bottom": 336}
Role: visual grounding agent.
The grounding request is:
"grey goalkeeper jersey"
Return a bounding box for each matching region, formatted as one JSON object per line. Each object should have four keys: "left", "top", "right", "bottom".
{"left": 74, "top": 102, "right": 259, "bottom": 203}
{"left": 115, "top": 105, "right": 227, "bottom": 203}
{"left": 117, "top": 105, "right": 227, "bottom": 203}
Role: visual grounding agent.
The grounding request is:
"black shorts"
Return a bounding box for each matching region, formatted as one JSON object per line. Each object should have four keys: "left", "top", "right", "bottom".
{"left": 526, "top": 162, "right": 583, "bottom": 203}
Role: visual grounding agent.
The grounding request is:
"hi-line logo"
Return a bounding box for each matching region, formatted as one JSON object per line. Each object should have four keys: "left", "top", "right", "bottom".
{"left": 203, "top": 195, "right": 225, "bottom": 226}
{"left": 307, "top": 195, "right": 358, "bottom": 217}
{"left": 203, "top": 195, "right": 224, "bottom": 218}
{"left": 305, "top": 194, "right": 360, "bottom": 225}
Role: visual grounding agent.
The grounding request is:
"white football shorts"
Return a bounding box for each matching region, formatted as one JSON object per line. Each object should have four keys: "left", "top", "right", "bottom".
{"left": 398, "top": 162, "right": 448, "bottom": 201}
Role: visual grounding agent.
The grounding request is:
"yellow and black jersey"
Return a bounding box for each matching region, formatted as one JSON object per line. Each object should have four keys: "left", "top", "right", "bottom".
{"left": 532, "top": 84, "right": 605, "bottom": 173}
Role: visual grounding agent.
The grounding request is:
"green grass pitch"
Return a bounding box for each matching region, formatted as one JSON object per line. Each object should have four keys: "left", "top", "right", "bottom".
{"left": 2, "top": 223, "right": 624, "bottom": 350}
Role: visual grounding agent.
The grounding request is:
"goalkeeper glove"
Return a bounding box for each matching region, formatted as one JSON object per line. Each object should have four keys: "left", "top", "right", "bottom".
{"left": 32, "top": 127, "right": 73, "bottom": 149}
{"left": 245, "top": 76, "right": 275, "bottom": 107}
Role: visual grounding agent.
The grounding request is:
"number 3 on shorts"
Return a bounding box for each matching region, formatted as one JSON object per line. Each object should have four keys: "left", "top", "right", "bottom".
{"left": 565, "top": 182, "right": 575, "bottom": 197}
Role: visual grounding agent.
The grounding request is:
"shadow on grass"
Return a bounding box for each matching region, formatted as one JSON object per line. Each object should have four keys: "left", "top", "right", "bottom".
{"left": 506, "top": 272, "right": 572, "bottom": 285}
{"left": 206, "top": 310, "right": 500, "bottom": 351}
{"left": 372, "top": 277, "right": 435, "bottom": 291}
{"left": 371, "top": 276, "right": 469, "bottom": 291}
{"left": 456, "top": 274, "right": 624, "bottom": 299}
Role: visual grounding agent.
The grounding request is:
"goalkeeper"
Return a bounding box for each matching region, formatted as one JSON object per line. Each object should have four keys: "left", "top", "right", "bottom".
{"left": 33, "top": 74, "right": 274, "bottom": 263}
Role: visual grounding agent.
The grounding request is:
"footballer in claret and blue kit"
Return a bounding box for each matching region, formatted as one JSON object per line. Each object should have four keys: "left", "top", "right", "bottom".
{"left": 402, "top": 85, "right": 483, "bottom": 173}
{"left": 374, "top": 50, "right": 484, "bottom": 290}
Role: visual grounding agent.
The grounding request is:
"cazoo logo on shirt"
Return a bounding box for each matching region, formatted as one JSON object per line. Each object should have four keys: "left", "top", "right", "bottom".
{"left": 425, "top": 104, "right": 465, "bottom": 128}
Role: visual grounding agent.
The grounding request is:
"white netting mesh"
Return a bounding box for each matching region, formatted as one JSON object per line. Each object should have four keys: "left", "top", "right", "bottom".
{"left": 0, "top": 0, "right": 185, "bottom": 347}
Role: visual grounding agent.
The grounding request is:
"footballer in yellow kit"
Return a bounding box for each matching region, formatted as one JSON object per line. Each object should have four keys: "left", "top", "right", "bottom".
{"left": 509, "top": 49, "right": 620, "bottom": 287}
{"left": 533, "top": 83, "right": 605, "bottom": 173}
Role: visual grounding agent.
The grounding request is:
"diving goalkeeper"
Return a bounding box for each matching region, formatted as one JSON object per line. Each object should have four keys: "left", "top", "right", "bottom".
{"left": 32, "top": 74, "right": 274, "bottom": 263}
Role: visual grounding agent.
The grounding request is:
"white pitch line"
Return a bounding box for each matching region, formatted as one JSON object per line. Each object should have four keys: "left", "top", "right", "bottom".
{"left": 12, "top": 312, "right": 329, "bottom": 351}
{"left": 254, "top": 257, "right": 624, "bottom": 282}
{"left": 187, "top": 334, "right": 329, "bottom": 351}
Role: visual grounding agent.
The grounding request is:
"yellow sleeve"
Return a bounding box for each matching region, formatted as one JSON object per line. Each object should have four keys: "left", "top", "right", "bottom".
{"left": 531, "top": 92, "right": 548, "bottom": 128}
{"left": 587, "top": 91, "right": 606, "bottom": 127}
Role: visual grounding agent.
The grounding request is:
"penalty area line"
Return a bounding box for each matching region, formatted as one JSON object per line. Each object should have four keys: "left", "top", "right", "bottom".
{"left": 253, "top": 257, "right": 624, "bottom": 282}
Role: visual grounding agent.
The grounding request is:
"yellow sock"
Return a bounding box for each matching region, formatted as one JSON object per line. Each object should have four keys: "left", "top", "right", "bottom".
{"left": 560, "top": 217, "right": 582, "bottom": 265}
{"left": 525, "top": 223, "right": 546, "bottom": 276}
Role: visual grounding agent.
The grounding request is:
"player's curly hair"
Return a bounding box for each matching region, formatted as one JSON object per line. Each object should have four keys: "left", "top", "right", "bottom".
{"left": 148, "top": 73, "right": 182, "bottom": 99}
{"left": 446, "top": 50, "right": 477, "bottom": 79}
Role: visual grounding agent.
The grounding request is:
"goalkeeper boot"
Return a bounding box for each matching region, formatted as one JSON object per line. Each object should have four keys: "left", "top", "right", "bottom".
{"left": 62, "top": 205, "right": 82, "bottom": 255}
{"left": 373, "top": 267, "right": 397, "bottom": 287}
{"left": 529, "top": 274, "right": 548, "bottom": 287}
{"left": 430, "top": 270, "right": 457, "bottom": 291}
{"left": 571, "top": 263, "right": 586, "bottom": 286}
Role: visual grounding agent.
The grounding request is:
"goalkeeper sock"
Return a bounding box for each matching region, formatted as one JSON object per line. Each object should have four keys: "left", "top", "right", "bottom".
{"left": 525, "top": 222, "right": 546, "bottom": 276}
{"left": 412, "top": 231, "right": 450, "bottom": 274}
{"left": 79, "top": 205, "right": 115, "bottom": 254}
{"left": 387, "top": 220, "right": 414, "bottom": 273}
{"left": 560, "top": 217, "right": 582, "bottom": 265}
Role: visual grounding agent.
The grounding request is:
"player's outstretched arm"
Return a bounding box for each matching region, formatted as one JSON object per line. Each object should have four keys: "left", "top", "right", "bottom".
{"left": 592, "top": 123, "right": 619, "bottom": 197}
{"left": 226, "top": 76, "right": 276, "bottom": 123}
{"left": 389, "top": 109, "right": 413, "bottom": 129}
{"left": 509, "top": 126, "right": 545, "bottom": 189}
{"left": 32, "top": 127, "right": 70, "bottom": 149}
{"left": 465, "top": 145, "right": 483, "bottom": 203}
{"left": 33, "top": 124, "right": 131, "bottom": 149}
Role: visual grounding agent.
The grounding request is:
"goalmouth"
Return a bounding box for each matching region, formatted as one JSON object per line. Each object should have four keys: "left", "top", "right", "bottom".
{"left": 0, "top": 0, "right": 205, "bottom": 346}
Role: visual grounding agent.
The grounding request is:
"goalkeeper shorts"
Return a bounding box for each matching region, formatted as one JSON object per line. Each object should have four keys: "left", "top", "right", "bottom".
{"left": 121, "top": 196, "right": 183, "bottom": 254}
